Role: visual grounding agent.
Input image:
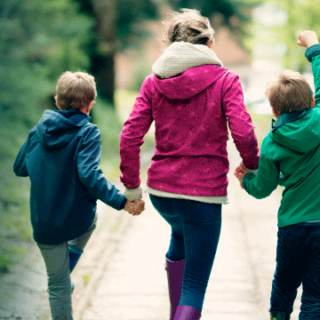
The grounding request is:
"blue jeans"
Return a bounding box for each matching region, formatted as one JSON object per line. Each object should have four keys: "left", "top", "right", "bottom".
{"left": 270, "top": 222, "right": 320, "bottom": 319}
{"left": 149, "top": 195, "right": 222, "bottom": 312}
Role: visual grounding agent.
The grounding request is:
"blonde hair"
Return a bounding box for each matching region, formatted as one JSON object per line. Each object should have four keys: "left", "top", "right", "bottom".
{"left": 56, "top": 71, "right": 97, "bottom": 110}
{"left": 265, "top": 70, "right": 313, "bottom": 115}
{"left": 164, "top": 9, "right": 215, "bottom": 45}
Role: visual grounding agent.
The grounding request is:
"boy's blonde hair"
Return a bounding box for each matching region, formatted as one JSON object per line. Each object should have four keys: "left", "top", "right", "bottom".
{"left": 265, "top": 70, "right": 313, "bottom": 115}
{"left": 56, "top": 71, "right": 97, "bottom": 110}
{"left": 164, "top": 9, "right": 215, "bottom": 45}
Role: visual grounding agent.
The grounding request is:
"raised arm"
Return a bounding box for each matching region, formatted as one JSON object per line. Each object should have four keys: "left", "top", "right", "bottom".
{"left": 298, "top": 30, "right": 320, "bottom": 103}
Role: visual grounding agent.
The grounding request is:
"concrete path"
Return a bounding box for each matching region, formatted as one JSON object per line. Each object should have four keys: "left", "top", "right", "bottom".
{"left": 72, "top": 142, "right": 302, "bottom": 320}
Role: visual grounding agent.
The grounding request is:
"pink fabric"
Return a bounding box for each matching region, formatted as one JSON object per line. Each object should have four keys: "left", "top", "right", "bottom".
{"left": 120, "top": 64, "right": 259, "bottom": 197}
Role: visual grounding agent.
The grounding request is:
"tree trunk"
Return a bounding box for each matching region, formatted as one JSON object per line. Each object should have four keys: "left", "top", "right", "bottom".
{"left": 90, "top": 0, "right": 117, "bottom": 105}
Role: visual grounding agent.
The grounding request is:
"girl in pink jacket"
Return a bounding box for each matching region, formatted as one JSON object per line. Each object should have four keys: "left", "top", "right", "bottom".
{"left": 120, "top": 9, "right": 259, "bottom": 320}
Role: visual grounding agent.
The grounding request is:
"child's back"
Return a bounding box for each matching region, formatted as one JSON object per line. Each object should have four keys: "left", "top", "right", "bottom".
{"left": 14, "top": 73, "right": 126, "bottom": 245}
{"left": 13, "top": 71, "right": 143, "bottom": 320}
{"left": 235, "top": 31, "right": 320, "bottom": 320}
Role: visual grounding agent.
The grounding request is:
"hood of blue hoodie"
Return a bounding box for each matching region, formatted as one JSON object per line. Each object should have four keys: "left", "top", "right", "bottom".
{"left": 37, "top": 110, "right": 90, "bottom": 149}
{"left": 270, "top": 107, "right": 320, "bottom": 153}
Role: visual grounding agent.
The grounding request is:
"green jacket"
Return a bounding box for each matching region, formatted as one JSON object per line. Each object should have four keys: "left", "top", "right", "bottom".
{"left": 243, "top": 45, "right": 320, "bottom": 228}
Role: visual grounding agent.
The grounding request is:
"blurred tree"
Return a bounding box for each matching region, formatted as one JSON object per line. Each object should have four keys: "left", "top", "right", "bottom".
{"left": 280, "top": 0, "right": 320, "bottom": 71}
{"left": 75, "top": 0, "right": 159, "bottom": 105}
{"left": 0, "top": 0, "right": 93, "bottom": 268}
{"left": 0, "top": 0, "right": 93, "bottom": 119}
{"left": 167, "top": 0, "right": 261, "bottom": 37}
{"left": 252, "top": 0, "right": 320, "bottom": 71}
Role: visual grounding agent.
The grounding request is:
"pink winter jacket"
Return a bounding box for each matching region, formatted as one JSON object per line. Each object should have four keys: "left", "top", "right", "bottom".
{"left": 120, "top": 64, "right": 259, "bottom": 197}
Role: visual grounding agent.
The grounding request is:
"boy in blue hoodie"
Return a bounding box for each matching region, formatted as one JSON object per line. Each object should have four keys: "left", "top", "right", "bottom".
{"left": 13, "top": 71, "right": 145, "bottom": 320}
{"left": 235, "top": 31, "right": 320, "bottom": 320}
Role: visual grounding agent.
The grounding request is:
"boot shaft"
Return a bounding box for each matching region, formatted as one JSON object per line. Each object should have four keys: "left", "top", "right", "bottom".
{"left": 270, "top": 311, "right": 290, "bottom": 320}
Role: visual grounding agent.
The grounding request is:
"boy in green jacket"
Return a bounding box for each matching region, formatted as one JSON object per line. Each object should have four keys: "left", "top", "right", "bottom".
{"left": 235, "top": 30, "right": 320, "bottom": 320}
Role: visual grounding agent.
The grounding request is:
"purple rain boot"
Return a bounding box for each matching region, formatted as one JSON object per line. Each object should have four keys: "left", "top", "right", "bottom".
{"left": 173, "top": 305, "right": 201, "bottom": 320}
{"left": 165, "top": 258, "right": 185, "bottom": 320}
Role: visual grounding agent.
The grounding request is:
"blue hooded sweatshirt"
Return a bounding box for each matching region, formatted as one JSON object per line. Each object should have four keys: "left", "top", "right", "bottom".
{"left": 14, "top": 110, "right": 126, "bottom": 245}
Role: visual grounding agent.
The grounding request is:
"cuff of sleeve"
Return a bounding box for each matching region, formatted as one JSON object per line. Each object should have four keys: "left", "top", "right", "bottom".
{"left": 242, "top": 172, "right": 256, "bottom": 188}
{"left": 124, "top": 186, "right": 143, "bottom": 200}
{"left": 119, "top": 197, "right": 127, "bottom": 210}
{"left": 242, "top": 162, "right": 258, "bottom": 176}
{"left": 305, "top": 44, "right": 320, "bottom": 62}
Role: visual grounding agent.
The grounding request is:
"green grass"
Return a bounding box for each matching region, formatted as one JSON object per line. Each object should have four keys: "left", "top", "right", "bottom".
{"left": 115, "top": 88, "right": 156, "bottom": 154}
{"left": 0, "top": 107, "right": 39, "bottom": 274}
{"left": 249, "top": 111, "right": 274, "bottom": 145}
{"left": 93, "top": 98, "right": 124, "bottom": 179}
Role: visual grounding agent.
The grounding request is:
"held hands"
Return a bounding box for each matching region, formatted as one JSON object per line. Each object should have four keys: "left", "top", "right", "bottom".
{"left": 234, "top": 163, "right": 250, "bottom": 189}
{"left": 297, "top": 30, "right": 319, "bottom": 48}
{"left": 123, "top": 199, "right": 145, "bottom": 216}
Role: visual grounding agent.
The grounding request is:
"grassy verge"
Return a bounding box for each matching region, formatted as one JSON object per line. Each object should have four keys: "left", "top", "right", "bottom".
{"left": 249, "top": 111, "right": 274, "bottom": 145}
{"left": 93, "top": 98, "right": 124, "bottom": 179}
{"left": 115, "top": 88, "right": 156, "bottom": 156}
{"left": 0, "top": 106, "right": 42, "bottom": 273}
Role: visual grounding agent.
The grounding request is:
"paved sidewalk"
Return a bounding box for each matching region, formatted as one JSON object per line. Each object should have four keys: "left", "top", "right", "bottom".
{"left": 73, "top": 143, "right": 302, "bottom": 320}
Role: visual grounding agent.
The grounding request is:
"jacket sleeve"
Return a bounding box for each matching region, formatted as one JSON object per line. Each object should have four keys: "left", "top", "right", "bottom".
{"left": 13, "top": 132, "right": 33, "bottom": 177}
{"left": 222, "top": 73, "right": 260, "bottom": 169}
{"left": 305, "top": 45, "right": 320, "bottom": 104}
{"left": 77, "top": 126, "right": 126, "bottom": 211}
{"left": 120, "top": 76, "right": 154, "bottom": 188}
{"left": 242, "top": 137, "right": 279, "bottom": 199}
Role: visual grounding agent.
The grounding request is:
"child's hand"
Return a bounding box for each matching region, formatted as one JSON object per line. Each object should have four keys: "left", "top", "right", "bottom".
{"left": 297, "top": 30, "right": 319, "bottom": 48}
{"left": 123, "top": 199, "right": 145, "bottom": 216}
{"left": 234, "top": 163, "right": 250, "bottom": 189}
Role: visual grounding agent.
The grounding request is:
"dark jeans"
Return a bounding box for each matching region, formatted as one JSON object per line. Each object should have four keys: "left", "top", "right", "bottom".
{"left": 270, "top": 222, "right": 320, "bottom": 319}
{"left": 149, "top": 195, "right": 222, "bottom": 312}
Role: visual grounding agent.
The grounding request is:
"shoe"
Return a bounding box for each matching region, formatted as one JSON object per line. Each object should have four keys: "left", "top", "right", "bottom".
{"left": 165, "top": 258, "right": 185, "bottom": 320}
{"left": 173, "top": 305, "right": 201, "bottom": 320}
{"left": 270, "top": 311, "right": 290, "bottom": 320}
{"left": 68, "top": 246, "right": 83, "bottom": 273}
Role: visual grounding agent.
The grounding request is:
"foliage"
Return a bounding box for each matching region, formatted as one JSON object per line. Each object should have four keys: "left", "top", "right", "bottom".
{"left": 0, "top": 0, "right": 93, "bottom": 117}
{"left": 117, "top": 0, "right": 159, "bottom": 49}
{"left": 166, "top": 0, "right": 261, "bottom": 37}
{"left": 93, "top": 98, "right": 124, "bottom": 178}
{"left": 0, "top": 0, "right": 95, "bottom": 272}
{"left": 248, "top": 0, "right": 320, "bottom": 71}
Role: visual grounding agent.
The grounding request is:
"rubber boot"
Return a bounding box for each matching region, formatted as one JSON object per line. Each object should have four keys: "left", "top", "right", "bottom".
{"left": 270, "top": 311, "right": 290, "bottom": 320}
{"left": 165, "top": 258, "right": 185, "bottom": 320}
{"left": 173, "top": 305, "right": 201, "bottom": 320}
{"left": 68, "top": 246, "right": 83, "bottom": 273}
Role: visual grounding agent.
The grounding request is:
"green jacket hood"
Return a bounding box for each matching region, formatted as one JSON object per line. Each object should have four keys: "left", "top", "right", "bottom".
{"left": 270, "top": 107, "right": 320, "bottom": 153}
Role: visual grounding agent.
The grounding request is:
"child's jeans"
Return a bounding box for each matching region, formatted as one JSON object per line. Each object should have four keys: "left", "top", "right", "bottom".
{"left": 37, "top": 214, "right": 97, "bottom": 320}
{"left": 270, "top": 222, "right": 320, "bottom": 319}
{"left": 149, "top": 195, "right": 222, "bottom": 312}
